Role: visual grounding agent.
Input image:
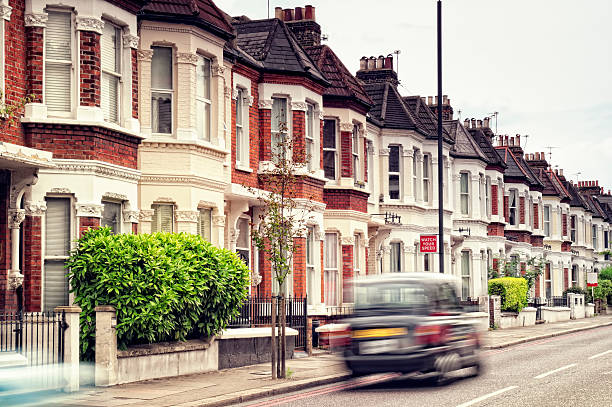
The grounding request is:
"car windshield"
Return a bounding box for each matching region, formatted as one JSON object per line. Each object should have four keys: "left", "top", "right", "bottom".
{"left": 354, "top": 282, "right": 428, "bottom": 310}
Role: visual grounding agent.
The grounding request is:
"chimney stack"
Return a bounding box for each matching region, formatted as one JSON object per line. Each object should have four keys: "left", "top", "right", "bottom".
{"left": 515, "top": 134, "right": 520, "bottom": 146}
{"left": 376, "top": 55, "right": 384, "bottom": 69}
{"left": 283, "top": 5, "right": 321, "bottom": 47}
{"left": 442, "top": 95, "right": 448, "bottom": 105}
{"left": 484, "top": 117, "right": 490, "bottom": 128}
{"left": 477, "top": 119, "right": 483, "bottom": 128}
{"left": 505, "top": 135, "right": 509, "bottom": 146}
{"left": 356, "top": 53, "right": 399, "bottom": 84}
{"left": 471, "top": 118, "right": 477, "bottom": 128}
{"left": 359, "top": 56, "right": 367, "bottom": 70}
{"left": 428, "top": 96, "right": 433, "bottom": 105}
{"left": 559, "top": 169, "right": 563, "bottom": 176}
{"left": 464, "top": 118, "right": 470, "bottom": 129}
{"left": 275, "top": 7, "right": 283, "bottom": 19}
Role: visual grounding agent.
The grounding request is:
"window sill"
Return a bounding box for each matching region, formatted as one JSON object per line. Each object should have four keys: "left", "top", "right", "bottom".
{"left": 235, "top": 164, "right": 253, "bottom": 173}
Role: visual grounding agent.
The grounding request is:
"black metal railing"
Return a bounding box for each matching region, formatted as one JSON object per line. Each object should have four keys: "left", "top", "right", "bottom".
{"left": 229, "top": 296, "right": 308, "bottom": 349}
{"left": 0, "top": 310, "right": 66, "bottom": 366}
{"left": 459, "top": 297, "right": 480, "bottom": 312}
{"left": 546, "top": 296, "right": 567, "bottom": 307}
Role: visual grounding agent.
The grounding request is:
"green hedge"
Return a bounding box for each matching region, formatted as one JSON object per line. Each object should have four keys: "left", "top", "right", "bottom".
{"left": 488, "top": 277, "right": 528, "bottom": 312}
{"left": 599, "top": 266, "right": 612, "bottom": 281}
{"left": 66, "top": 228, "right": 250, "bottom": 360}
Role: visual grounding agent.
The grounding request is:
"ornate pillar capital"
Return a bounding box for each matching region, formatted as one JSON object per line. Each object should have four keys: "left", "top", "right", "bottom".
{"left": 24, "top": 13, "right": 48, "bottom": 27}
{"left": 24, "top": 201, "right": 47, "bottom": 217}
{"left": 137, "top": 49, "right": 154, "bottom": 62}
{"left": 76, "top": 204, "right": 103, "bottom": 218}
{"left": 75, "top": 16, "right": 104, "bottom": 34}
{"left": 8, "top": 209, "right": 26, "bottom": 229}
{"left": 123, "top": 34, "right": 139, "bottom": 49}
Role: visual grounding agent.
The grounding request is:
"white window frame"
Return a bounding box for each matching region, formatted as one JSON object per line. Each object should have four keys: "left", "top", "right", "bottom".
{"left": 271, "top": 97, "right": 288, "bottom": 163}
{"left": 593, "top": 224, "right": 598, "bottom": 250}
{"left": 235, "top": 87, "right": 246, "bottom": 165}
{"left": 151, "top": 203, "right": 174, "bottom": 233}
{"left": 306, "top": 226, "right": 316, "bottom": 305}
{"left": 324, "top": 232, "right": 339, "bottom": 306}
{"left": 390, "top": 241, "right": 402, "bottom": 273}
{"left": 544, "top": 205, "right": 551, "bottom": 237}
{"left": 196, "top": 54, "right": 212, "bottom": 141}
{"left": 199, "top": 207, "right": 212, "bottom": 242}
{"left": 571, "top": 265, "right": 578, "bottom": 288}
{"left": 101, "top": 20, "right": 122, "bottom": 124}
{"left": 305, "top": 103, "right": 315, "bottom": 171}
{"left": 101, "top": 200, "right": 122, "bottom": 234}
{"left": 460, "top": 172, "right": 470, "bottom": 215}
{"left": 461, "top": 250, "right": 471, "bottom": 299}
{"left": 485, "top": 176, "right": 491, "bottom": 217}
{"left": 570, "top": 215, "right": 577, "bottom": 243}
{"left": 235, "top": 217, "right": 250, "bottom": 268}
{"left": 151, "top": 46, "right": 173, "bottom": 134}
{"left": 412, "top": 149, "right": 418, "bottom": 200}
{"left": 44, "top": 196, "right": 72, "bottom": 311}
{"left": 44, "top": 9, "right": 74, "bottom": 116}
{"left": 367, "top": 141, "right": 374, "bottom": 193}
{"left": 352, "top": 124, "right": 360, "bottom": 183}
{"left": 323, "top": 118, "right": 338, "bottom": 180}
{"left": 388, "top": 145, "right": 401, "bottom": 200}
{"left": 545, "top": 263, "right": 552, "bottom": 298}
{"left": 422, "top": 154, "right": 430, "bottom": 203}
{"left": 509, "top": 189, "right": 518, "bottom": 226}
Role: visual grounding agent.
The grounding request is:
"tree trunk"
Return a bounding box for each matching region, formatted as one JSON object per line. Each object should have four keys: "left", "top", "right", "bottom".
{"left": 271, "top": 296, "right": 277, "bottom": 379}
{"left": 280, "top": 294, "right": 286, "bottom": 378}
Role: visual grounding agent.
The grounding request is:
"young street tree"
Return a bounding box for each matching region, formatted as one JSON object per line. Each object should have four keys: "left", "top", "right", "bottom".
{"left": 248, "top": 113, "right": 315, "bottom": 379}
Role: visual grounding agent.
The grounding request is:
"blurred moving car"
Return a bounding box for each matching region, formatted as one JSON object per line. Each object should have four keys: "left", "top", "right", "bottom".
{"left": 340, "top": 273, "right": 482, "bottom": 383}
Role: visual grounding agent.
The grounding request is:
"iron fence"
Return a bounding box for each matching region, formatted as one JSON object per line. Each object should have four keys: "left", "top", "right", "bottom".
{"left": 229, "top": 296, "right": 307, "bottom": 349}
{"left": 459, "top": 297, "right": 480, "bottom": 312}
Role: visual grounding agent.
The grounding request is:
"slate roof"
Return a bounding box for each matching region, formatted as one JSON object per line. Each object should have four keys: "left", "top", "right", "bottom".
{"left": 495, "top": 146, "right": 543, "bottom": 189}
{"left": 468, "top": 128, "right": 506, "bottom": 169}
{"left": 533, "top": 168, "right": 570, "bottom": 200}
{"left": 563, "top": 180, "right": 591, "bottom": 211}
{"left": 445, "top": 120, "right": 487, "bottom": 163}
{"left": 305, "top": 45, "right": 372, "bottom": 110}
{"left": 583, "top": 193, "right": 606, "bottom": 218}
{"left": 141, "top": 0, "right": 235, "bottom": 40}
{"left": 233, "top": 19, "right": 328, "bottom": 86}
{"left": 363, "top": 82, "right": 418, "bottom": 130}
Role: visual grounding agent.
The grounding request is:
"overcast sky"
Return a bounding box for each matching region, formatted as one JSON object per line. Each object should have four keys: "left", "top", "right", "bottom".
{"left": 216, "top": 0, "right": 612, "bottom": 190}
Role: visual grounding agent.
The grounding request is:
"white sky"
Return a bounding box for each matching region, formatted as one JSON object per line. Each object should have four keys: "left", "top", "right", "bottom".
{"left": 216, "top": 0, "right": 612, "bottom": 191}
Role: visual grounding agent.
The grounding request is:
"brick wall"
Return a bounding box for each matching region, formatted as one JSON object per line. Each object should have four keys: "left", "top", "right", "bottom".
{"left": 504, "top": 230, "right": 531, "bottom": 243}
{"left": 293, "top": 237, "right": 306, "bottom": 297}
{"left": 563, "top": 267, "right": 569, "bottom": 291}
{"left": 535, "top": 274, "right": 541, "bottom": 297}
{"left": 131, "top": 48, "right": 138, "bottom": 118}
{"left": 530, "top": 235, "right": 544, "bottom": 247}
{"left": 533, "top": 203, "right": 539, "bottom": 229}
{"left": 24, "top": 123, "right": 140, "bottom": 169}
{"left": 340, "top": 131, "right": 352, "bottom": 178}
{"left": 504, "top": 195, "right": 509, "bottom": 222}
{"left": 341, "top": 245, "right": 353, "bottom": 303}
{"left": 519, "top": 197, "right": 525, "bottom": 224}
{"left": 79, "top": 30, "right": 101, "bottom": 107}
{"left": 323, "top": 188, "right": 369, "bottom": 212}
{"left": 259, "top": 109, "right": 272, "bottom": 162}
{"left": 487, "top": 223, "right": 505, "bottom": 237}
{"left": 79, "top": 217, "right": 100, "bottom": 237}
{"left": 491, "top": 185, "right": 499, "bottom": 215}
{"left": 292, "top": 110, "right": 306, "bottom": 163}
{"left": 259, "top": 175, "right": 326, "bottom": 202}
{"left": 562, "top": 214, "right": 568, "bottom": 237}
{"left": 260, "top": 73, "right": 326, "bottom": 95}
{"left": 22, "top": 216, "right": 42, "bottom": 312}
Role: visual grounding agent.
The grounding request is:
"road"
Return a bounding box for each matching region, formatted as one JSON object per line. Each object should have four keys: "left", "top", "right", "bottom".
{"left": 239, "top": 325, "right": 612, "bottom": 407}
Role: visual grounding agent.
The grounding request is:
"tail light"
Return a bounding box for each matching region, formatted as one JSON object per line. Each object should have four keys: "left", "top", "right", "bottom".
{"left": 414, "top": 324, "right": 448, "bottom": 346}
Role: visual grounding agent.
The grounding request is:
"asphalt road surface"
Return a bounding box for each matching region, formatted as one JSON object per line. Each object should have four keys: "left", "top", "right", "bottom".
{"left": 240, "top": 325, "right": 612, "bottom": 407}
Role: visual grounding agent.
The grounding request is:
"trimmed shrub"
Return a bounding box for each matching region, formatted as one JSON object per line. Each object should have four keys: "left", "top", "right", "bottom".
{"left": 66, "top": 228, "right": 250, "bottom": 360}
{"left": 599, "top": 266, "right": 612, "bottom": 281}
{"left": 488, "top": 277, "right": 528, "bottom": 313}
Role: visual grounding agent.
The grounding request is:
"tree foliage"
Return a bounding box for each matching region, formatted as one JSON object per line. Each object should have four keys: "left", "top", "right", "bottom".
{"left": 488, "top": 277, "right": 528, "bottom": 312}
{"left": 66, "top": 228, "right": 250, "bottom": 360}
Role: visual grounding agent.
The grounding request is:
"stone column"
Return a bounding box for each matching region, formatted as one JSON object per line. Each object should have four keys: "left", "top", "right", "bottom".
{"left": 176, "top": 52, "right": 198, "bottom": 141}
{"left": 138, "top": 210, "right": 153, "bottom": 234}
{"left": 123, "top": 210, "right": 139, "bottom": 235}
{"left": 95, "top": 306, "right": 117, "bottom": 387}
{"left": 213, "top": 215, "right": 226, "bottom": 248}
{"left": 402, "top": 148, "right": 413, "bottom": 203}
{"left": 212, "top": 64, "right": 227, "bottom": 147}
{"left": 7, "top": 209, "right": 26, "bottom": 291}
{"left": 380, "top": 148, "right": 389, "bottom": 200}
{"left": 123, "top": 34, "right": 140, "bottom": 132}
{"left": 137, "top": 49, "right": 154, "bottom": 135}
{"left": 55, "top": 305, "right": 81, "bottom": 392}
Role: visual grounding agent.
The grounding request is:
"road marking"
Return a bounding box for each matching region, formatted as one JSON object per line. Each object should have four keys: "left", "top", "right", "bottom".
{"left": 455, "top": 386, "right": 518, "bottom": 407}
{"left": 588, "top": 350, "right": 612, "bottom": 359}
{"left": 534, "top": 363, "right": 577, "bottom": 379}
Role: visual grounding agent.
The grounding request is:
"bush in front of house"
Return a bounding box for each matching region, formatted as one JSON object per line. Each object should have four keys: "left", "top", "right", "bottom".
{"left": 488, "top": 277, "right": 528, "bottom": 313}
{"left": 66, "top": 227, "right": 250, "bottom": 360}
{"left": 563, "top": 286, "right": 592, "bottom": 303}
{"left": 599, "top": 266, "right": 612, "bottom": 281}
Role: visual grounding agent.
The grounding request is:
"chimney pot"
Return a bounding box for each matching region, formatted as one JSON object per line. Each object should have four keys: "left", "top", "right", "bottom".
{"left": 304, "top": 5, "right": 315, "bottom": 20}
{"left": 484, "top": 117, "right": 490, "bottom": 128}
{"left": 376, "top": 55, "right": 384, "bottom": 69}
{"left": 428, "top": 96, "right": 433, "bottom": 105}
{"left": 421, "top": 97, "right": 426, "bottom": 104}
{"left": 559, "top": 169, "right": 563, "bottom": 176}
{"left": 597, "top": 180, "right": 599, "bottom": 186}
{"left": 477, "top": 119, "right": 483, "bottom": 128}
{"left": 384, "top": 54, "right": 393, "bottom": 69}
{"left": 367, "top": 56, "right": 376, "bottom": 70}
{"left": 442, "top": 95, "right": 448, "bottom": 105}
{"left": 464, "top": 118, "right": 470, "bottom": 129}
{"left": 283, "top": 8, "right": 293, "bottom": 21}
{"left": 471, "top": 118, "right": 477, "bottom": 128}
{"left": 516, "top": 134, "right": 520, "bottom": 146}
{"left": 505, "top": 135, "right": 509, "bottom": 146}
{"left": 359, "top": 57, "right": 367, "bottom": 70}
{"left": 275, "top": 7, "right": 283, "bottom": 20}
{"left": 534, "top": 152, "right": 539, "bottom": 160}
{"left": 541, "top": 152, "right": 545, "bottom": 160}
{"left": 294, "top": 7, "right": 303, "bottom": 20}
{"left": 435, "top": 96, "right": 439, "bottom": 105}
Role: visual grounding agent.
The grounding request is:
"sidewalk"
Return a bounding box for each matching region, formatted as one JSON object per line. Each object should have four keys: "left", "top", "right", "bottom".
{"left": 57, "top": 314, "right": 612, "bottom": 407}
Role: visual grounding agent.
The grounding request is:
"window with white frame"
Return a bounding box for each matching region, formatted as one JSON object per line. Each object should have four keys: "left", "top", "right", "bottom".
{"left": 196, "top": 55, "right": 212, "bottom": 141}
{"left": 509, "top": 189, "right": 518, "bottom": 226}
{"left": 235, "top": 88, "right": 246, "bottom": 165}
{"left": 44, "top": 197, "right": 71, "bottom": 311}
{"left": 593, "top": 224, "right": 598, "bottom": 249}
{"left": 354, "top": 234, "right": 360, "bottom": 276}
{"left": 324, "top": 233, "right": 338, "bottom": 306}
{"left": 461, "top": 250, "right": 470, "bottom": 299}
{"left": 271, "top": 97, "right": 288, "bottom": 163}
{"left": 571, "top": 264, "right": 578, "bottom": 288}
{"left": 544, "top": 205, "right": 551, "bottom": 237}
{"left": 422, "top": 154, "right": 430, "bottom": 203}
{"left": 101, "top": 200, "right": 121, "bottom": 234}
{"left": 478, "top": 174, "right": 484, "bottom": 215}
{"left": 45, "top": 11, "right": 73, "bottom": 113}
{"left": 236, "top": 218, "right": 250, "bottom": 268}
{"left": 151, "top": 204, "right": 173, "bottom": 233}
{"left": 424, "top": 253, "right": 431, "bottom": 272}
{"left": 388, "top": 145, "right": 400, "bottom": 200}
{"left": 306, "top": 226, "right": 315, "bottom": 305}
{"left": 485, "top": 176, "right": 491, "bottom": 217}
{"left": 199, "top": 208, "right": 212, "bottom": 242}
{"left": 390, "top": 242, "right": 401, "bottom": 273}
{"left": 151, "top": 46, "right": 173, "bottom": 134}
{"left": 570, "top": 215, "right": 577, "bottom": 242}
{"left": 367, "top": 141, "right": 374, "bottom": 192}
{"left": 605, "top": 230, "right": 609, "bottom": 249}
{"left": 323, "top": 119, "right": 337, "bottom": 179}
{"left": 412, "top": 149, "right": 418, "bottom": 199}
{"left": 545, "top": 263, "right": 552, "bottom": 298}
{"left": 306, "top": 103, "right": 315, "bottom": 170}
{"left": 460, "top": 172, "right": 469, "bottom": 215}
{"left": 101, "top": 21, "right": 121, "bottom": 123}
{"left": 352, "top": 125, "right": 360, "bottom": 183}
{"left": 529, "top": 198, "right": 534, "bottom": 229}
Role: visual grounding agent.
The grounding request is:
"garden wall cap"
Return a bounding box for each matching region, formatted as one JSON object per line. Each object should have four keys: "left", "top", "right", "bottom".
{"left": 54, "top": 305, "right": 82, "bottom": 313}
{"left": 218, "top": 327, "right": 298, "bottom": 339}
{"left": 94, "top": 305, "right": 116, "bottom": 312}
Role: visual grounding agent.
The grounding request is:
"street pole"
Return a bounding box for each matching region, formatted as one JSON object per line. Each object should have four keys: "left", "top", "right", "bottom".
{"left": 437, "top": 1, "right": 444, "bottom": 273}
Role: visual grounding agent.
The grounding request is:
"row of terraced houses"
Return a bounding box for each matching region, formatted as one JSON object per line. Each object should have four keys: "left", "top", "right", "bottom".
{"left": 1, "top": 0, "right": 611, "bottom": 317}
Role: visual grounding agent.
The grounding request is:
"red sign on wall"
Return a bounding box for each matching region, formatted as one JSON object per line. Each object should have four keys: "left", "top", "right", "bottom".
{"left": 419, "top": 235, "right": 438, "bottom": 253}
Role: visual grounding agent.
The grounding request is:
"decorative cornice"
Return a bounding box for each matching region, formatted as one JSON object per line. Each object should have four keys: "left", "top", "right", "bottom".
{"left": 341, "top": 236, "right": 355, "bottom": 246}
{"left": 176, "top": 52, "right": 198, "bottom": 65}
{"left": 258, "top": 100, "right": 273, "bottom": 110}
{"left": 76, "top": 16, "right": 104, "bottom": 34}
{"left": 137, "top": 49, "right": 154, "bottom": 62}
{"left": 339, "top": 122, "right": 354, "bottom": 132}
{"left": 0, "top": 4, "right": 11, "bottom": 21}
{"left": 140, "top": 174, "right": 227, "bottom": 193}
{"left": 123, "top": 210, "right": 139, "bottom": 223}
{"left": 8, "top": 209, "right": 26, "bottom": 229}
{"left": 76, "top": 204, "right": 103, "bottom": 218}
{"left": 50, "top": 187, "right": 71, "bottom": 194}
{"left": 402, "top": 149, "right": 414, "bottom": 157}
{"left": 140, "top": 141, "right": 227, "bottom": 160}
{"left": 212, "top": 215, "right": 226, "bottom": 227}
{"left": 212, "top": 64, "right": 226, "bottom": 77}
{"left": 291, "top": 101, "right": 308, "bottom": 112}
{"left": 103, "top": 192, "right": 128, "bottom": 201}
{"left": 176, "top": 210, "right": 199, "bottom": 222}
{"left": 24, "top": 13, "right": 47, "bottom": 27}
{"left": 24, "top": 201, "right": 46, "bottom": 216}
{"left": 48, "top": 160, "right": 141, "bottom": 182}
{"left": 139, "top": 210, "right": 154, "bottom": 222}
{"left": 123, "top": 34, "right": 139, "bottom": 49}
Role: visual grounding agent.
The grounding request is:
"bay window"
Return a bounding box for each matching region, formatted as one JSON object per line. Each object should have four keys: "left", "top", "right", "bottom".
{"left": 101, "top": 22, "right": 121, "bottom": 123}
{"left": 101, "top": 200, "right": 121, "bottom": 234}
{"left": 460, "top": 172, "right": 469, "bottom": 215}
{"left": 45, "top": 11, "right": 72, "bottom": 113}
{"left": 544, "top": 205, "right": 551, "bottom": 237}
{"left": 196, "top": 55, "right": 212, "bottom": 141}
{"left": 389, "top": 145, "right": 400, "bottom": 199}
{"left": 323, "top": 119, "right": 337, "bottom": 179}
{"left": 412, "top": 149, "right": 418, "bottom": 199}
{"left": 324, "top": 233, "right": 338, "bottom": 306}
{"left": 151, "top": 46, "right": 173, "bottom": 134}
{"left": 422, "top": 155, "right": 430, "bottom": 203}
{"left": 509, "top": 189, "right": 518, "bottom": 226}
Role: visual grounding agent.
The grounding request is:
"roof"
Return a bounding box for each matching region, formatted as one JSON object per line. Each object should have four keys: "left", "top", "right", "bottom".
{"left": 563, "top": 180, "right": 591, "bottom": 211}
{"left": 535, "top": 168, "right": 570, "bottom": 200}
{"left": 141, "top": 0, "right": 235, "bottom": 40}
{"left": 446, "top": 120, "right": 487, "bottom": 162}
{"left": 583, "top": 194, "right": 606, "bottom": 218}
{"left": 468, "top": 128, "right": 506, "bottom": 169}
{"left": 495, "top": 146, "right": 544, "bottom": 189}
{"left": 305, "top": 45, "right": 373, "bottom": 111}
{"left": 233, "top": 19, "right": 328, "bottom": 86}
{"left": 403, "top": 96, "right": 453, "bottom": 142}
